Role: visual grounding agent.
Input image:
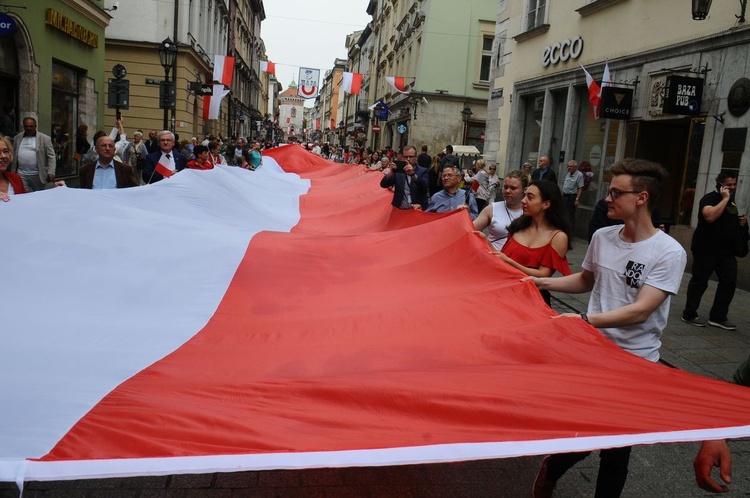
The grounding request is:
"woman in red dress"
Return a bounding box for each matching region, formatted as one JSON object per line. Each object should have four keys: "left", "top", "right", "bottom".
{"left": 496, "top": 179, "right": 572, "bottom": 305}
{"left": 0, "top": 135, "right": 26, "bottom": 201}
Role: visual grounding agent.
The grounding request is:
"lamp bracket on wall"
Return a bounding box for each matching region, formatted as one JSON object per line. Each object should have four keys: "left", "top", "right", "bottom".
{"left": 712, "top": 112, "right": 725, "bottom": 124}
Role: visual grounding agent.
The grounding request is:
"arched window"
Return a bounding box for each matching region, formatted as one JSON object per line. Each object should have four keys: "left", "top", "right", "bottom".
{"left": 291, "top": 107, "right": 297, "bottom": 118}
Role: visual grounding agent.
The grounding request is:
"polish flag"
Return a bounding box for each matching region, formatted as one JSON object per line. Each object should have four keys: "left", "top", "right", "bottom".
{"left": 259, "top": 60, "right": 276, "bottom": 75}
{"left": 154, "top": 159, "right": 174, "bottom": 178}
{"left": 341, "top": 72, "right": 363, "bottom": 94}
{"left": 4, "top": 149, "right": 750, "bottom": 483}
{"left": 213, "top": 55, "right": 235, "bottom": 86}
{"left": 315, "top": 118, "right": 320, "bottom": 131}
{"left": 581, "top": 64, "right": 602, "bottom": 119}
{"left": 385, "top": 76, "right": 410, "bottom": 94}
{"left": 203, "top": 84, "right": 230, "bottom": 121}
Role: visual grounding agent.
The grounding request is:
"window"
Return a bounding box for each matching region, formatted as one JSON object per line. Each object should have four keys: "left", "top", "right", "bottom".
{"left": 527, "top": 0, "right": 547, "bottom": 30}
{"left": 479, "top": 36, "right": 492, "bottom": 82}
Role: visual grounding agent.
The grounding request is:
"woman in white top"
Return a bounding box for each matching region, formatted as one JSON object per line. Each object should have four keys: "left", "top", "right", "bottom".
{"left": 473, "top": 169, "right": 527, "bottom": 251}
{"left": 473, "top": 162, "right": 500, "bottom": 212}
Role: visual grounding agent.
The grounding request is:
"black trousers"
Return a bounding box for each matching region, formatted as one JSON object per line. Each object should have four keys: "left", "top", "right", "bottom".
{"left": 683, "top": 252, "right": 737, "bottom": 322}
{"left": 546, "top": 447, "right": 632, "bottom": 498}
{"left": 563, "top": 193, "right": 577, "bottom": 228}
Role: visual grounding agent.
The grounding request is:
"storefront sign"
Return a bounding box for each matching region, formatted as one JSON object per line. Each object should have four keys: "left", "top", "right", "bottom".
{"left": 662, "top": 75, "right": 703, "bottom": 116}
{"left": 45, "top": 9, "right": 99, "bottom": 48}
{"left": 0, "top": 13, "right": 18, "bottom": 36}
{"left": 600, "top": 86, "right": 633, "bottom": 120}
{"left": 542, "top": 36, "right": 583, "bottom": 67}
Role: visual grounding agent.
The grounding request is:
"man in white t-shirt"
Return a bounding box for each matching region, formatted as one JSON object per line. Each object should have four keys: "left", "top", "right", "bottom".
{"left": 526, "top": 158, "right": 687, "bottom": 498}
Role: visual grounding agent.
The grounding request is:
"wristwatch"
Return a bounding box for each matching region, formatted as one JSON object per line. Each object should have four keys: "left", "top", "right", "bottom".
{"left": 580, "top": 313, "right": 589, "bottom": 323}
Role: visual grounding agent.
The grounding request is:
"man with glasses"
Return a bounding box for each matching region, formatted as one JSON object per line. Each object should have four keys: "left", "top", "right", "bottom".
{"left": 78, "top": 135, "right": 138, "bottom": 189}
{"left": 425, "top": 165, "right": 478, "bottom": 220}
{"left": 142, "top": 130, "right": 188, "bottom": 184}
{"left": 682, "top": 171, "right": 747, "bottom": 330}
{"left": 526, "top": 158, "right": 686, "bottom": 497}
{"left": 380, "top": 144, "right": 430, "bottom": 210}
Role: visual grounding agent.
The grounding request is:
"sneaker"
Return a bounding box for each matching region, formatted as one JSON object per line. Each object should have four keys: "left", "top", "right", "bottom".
{"left": 681, "top": 316, "right": 706, "bottom": 327}
{"left": 707, "top": 320, "right": 737, "bottom": 330}
{"left": 532, "top": 456, "right": 556, "bottom": 498}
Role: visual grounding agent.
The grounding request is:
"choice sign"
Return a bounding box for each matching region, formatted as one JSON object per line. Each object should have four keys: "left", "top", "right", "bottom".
{"left": 542, "top": 36, "right": 583, "bottom": 67}
{"left": 0, "top": 13, "right": 18, "bottom": 36}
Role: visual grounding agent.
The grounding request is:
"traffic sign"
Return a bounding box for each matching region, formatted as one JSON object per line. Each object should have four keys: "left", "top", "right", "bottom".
{"left": 372, "top": 124, "right": 381, "bottom": 133}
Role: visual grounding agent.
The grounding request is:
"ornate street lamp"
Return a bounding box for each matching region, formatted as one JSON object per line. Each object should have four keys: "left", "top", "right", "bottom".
{"left": 692, "top": 0, "right": 747, "bottom": 22}
{"left": 157, "top": 37, "right": 178, "bottom": 131}
{"left": 461, "top": 105, "right": 473, "bottom": 145}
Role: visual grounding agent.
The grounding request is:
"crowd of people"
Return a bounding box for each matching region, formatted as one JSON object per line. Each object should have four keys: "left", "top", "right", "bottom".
{"left": 3, "top": 123, "right": 750, "bottom": 495}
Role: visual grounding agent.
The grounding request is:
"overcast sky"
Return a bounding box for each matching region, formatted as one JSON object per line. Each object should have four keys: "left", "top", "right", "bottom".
{"left": 262, "top": 1, "right": 372, "bottom": 104}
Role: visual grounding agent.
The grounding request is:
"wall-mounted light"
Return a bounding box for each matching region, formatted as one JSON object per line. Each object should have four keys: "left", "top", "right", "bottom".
{"left": 692, "top": 0, "right": 747, "bottom": 22}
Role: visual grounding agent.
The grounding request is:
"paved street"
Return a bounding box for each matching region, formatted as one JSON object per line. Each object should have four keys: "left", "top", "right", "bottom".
{"left": 3, "top": 237, "right": 750, "bottom": 497}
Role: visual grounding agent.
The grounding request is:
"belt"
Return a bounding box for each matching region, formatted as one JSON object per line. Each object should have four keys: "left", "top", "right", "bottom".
{"left": 563, "top": 193, "right": 577, "bottom": 197}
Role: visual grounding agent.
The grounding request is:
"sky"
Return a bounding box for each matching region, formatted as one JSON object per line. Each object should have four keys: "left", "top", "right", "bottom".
{"left": 262, "top": 1, "right": 372, "bottom": 105}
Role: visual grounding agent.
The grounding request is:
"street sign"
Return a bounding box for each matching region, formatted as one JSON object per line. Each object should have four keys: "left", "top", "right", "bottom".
{"left": 0, "top": 13, "right": 18, "bottom": 36}
{"left": 372, "top": 124, "right": 381, "bottom": 133}
{"left": 107, "top": 78, "right": 130, "bottom": 110}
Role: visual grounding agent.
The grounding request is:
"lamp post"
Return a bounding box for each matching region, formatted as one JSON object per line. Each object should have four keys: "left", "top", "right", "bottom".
{"left": 461, "top": 105, "right": 473, "bottom": 145}
{"left": 157, "top": 37, "right": 178, "bottom": 131}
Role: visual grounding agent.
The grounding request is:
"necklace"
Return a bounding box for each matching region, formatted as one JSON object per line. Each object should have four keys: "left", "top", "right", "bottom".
{"left": 505, "top": 202, "right": 522, "bottom": 222}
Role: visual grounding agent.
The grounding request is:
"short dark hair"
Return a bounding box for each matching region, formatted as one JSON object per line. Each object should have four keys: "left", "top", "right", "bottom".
{"left": 716, "top": 170, "right": 738, "bottom": 186}
{"left": 610, "top": 158, "right": 668, "bottom": 208}
{"left": 193, "top": 145, "right": 208, "bottom": 156}
{"left": 421, "top": 144, "right": 428, "bottom": 152}
{"left": 445, "top": 144, "right": 453, "bottom": 154}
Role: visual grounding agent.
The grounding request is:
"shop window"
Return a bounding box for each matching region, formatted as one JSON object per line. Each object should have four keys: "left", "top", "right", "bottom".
{"left": 521, "top": 93, "right": 545, "bottom": 165}
{"left": 526, "top": 0, "right": 547, "bottom": 30}
{"left": 51, "top": 62, "right": 79, "bottom": 179}
{"left": 574, "top": 86, "right": 606, "bottom": 207}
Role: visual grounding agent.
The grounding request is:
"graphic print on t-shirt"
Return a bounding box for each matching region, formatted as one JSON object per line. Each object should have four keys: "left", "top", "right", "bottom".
{"left": 624, "top": 260, "right": 645, "bottom": 289}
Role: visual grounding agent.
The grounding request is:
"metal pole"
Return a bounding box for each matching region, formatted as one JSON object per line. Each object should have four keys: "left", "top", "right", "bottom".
{"left": 163, "top": 69, "right": 170, "bottom": 131}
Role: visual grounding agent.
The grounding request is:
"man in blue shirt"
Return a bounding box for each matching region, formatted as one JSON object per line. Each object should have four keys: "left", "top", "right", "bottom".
{"left": 425, "top": 165, "right": 478, "bottom": 219}
{"left": 78, "top": 135, "right": 138, "bottom": 189}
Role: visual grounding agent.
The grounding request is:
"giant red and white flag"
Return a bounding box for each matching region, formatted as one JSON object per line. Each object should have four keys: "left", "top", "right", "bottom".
{"left": 3, "top": 147, "right": 750, "bottom": 485}
{"left": 212, "top": 55, "right": 235, "bottom": 86}
{"left": 341, "top": 72, "right": 363, "bottom": 94}
{"left": 385, "top": 76, "right": 410, "bottom": 94}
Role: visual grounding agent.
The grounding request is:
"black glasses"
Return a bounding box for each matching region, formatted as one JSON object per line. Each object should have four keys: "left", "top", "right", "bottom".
{"left": 607, "top": 188, "right": 642, "bottom": 200}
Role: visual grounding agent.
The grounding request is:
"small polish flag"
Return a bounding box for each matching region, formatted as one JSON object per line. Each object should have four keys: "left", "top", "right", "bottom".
{"left": 385, "top": 76, "right": 410, "bottom": 94}
{"left": 213, "top": 55, "right": 235, "bottom": 86}
{"left": 581, "top": 65, "right": 601, "bottom": 119}
{"left": 341, "top": 72, "right": 363, "bottom": 95}
{"left": 155, "top": 160, "right": 174, "bottom": 179}
{"left": 260, "top": 61, "right": 276, "bottom": 75}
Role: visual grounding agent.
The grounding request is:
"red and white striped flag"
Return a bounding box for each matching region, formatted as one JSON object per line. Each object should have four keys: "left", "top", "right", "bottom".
{"left": 4, "top": 149, "right": 750, "bottom": 483}
{"left": 259, "top": 60, "right": 276, "bottom": 75}
{"left": 581, "top": 65, "right": 602, "bottom": 119}
{"left": 341, "top": 72, "right": 363, "bottom": 94}
{"left": 212, "top": 55, "right": 235, "bottom": 86}
{"left": 203, "top": 84, "right": 230, "bottom": 121}
{"left": 385, "top": 76, "right": 410, "bottom": 94}
{"left": 154, "top": 157, "right": 175, "bottom": 178}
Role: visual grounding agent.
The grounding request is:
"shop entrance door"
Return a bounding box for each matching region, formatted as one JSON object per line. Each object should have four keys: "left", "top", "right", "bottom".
{"left": 624, "top": 118, "right": 695, "bottom": 225}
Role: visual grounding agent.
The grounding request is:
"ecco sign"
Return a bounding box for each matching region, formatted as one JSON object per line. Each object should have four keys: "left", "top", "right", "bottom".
{"left": 542, "top": 36, "right": 583, "bottom": 67}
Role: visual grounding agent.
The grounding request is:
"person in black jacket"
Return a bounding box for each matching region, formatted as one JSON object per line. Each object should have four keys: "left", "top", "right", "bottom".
{"left": 380, "top": 144, "right": 430, "bottom": 210}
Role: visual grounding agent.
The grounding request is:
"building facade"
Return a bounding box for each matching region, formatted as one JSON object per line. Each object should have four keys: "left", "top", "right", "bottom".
{"left": 0, "top": 0, "right": 109, "bottom": 181}
{"left": 343, "top": 0, "right": 495, "bottom": 157}
{"left": 278, "top": 80, "right": 304, "bottom": 141}
{"left": 487, "top": 0, "right": 750, "bottom": 251}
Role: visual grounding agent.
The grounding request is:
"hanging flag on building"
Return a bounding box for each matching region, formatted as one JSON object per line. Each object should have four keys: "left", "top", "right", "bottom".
{"left": 212, "top": 55, "right": 235, "bottom": 87}
{"left": 341, "top": 72, "right": 363, "bottom": 95}
{"left": 315, "top": 119, "right": 320, "bottom": 131}
{"left": 259, "top": 60, "right": 276, "bottom": 75}
{"left": 581, "top": 65, "right": 602, "bottom": 119}
{"left": 203, "top": 84, "right": 230, "bottom": 121}
{"left": 298, "top": 67, "right": 320, "bottom": 99}
{"left": 385, "top": 76, "right": 410, "bottom": 94}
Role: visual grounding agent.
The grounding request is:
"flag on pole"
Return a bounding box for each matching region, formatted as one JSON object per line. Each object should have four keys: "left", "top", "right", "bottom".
{"left": 212, "top": 55, "right": 235, "bottom": 86}
{"left": 259, "top": 60, "right": 276, "bottom": 75}
{"left": 385, "top": 76, "right": 410, "bottom": 94}
{"left": 5, "top": 148, "right": 750, "bottom": 483}
{"left": 581, "top": 65, "right": 602, "bottom": 119}
{"left": 341, "top": 72, "right": 363, "bottom": 94}
{"left": 154, "top": 159, "right": 174, "bottom": 178}
{"left": 203, "top": 84, "right": 230, "bottom": 121}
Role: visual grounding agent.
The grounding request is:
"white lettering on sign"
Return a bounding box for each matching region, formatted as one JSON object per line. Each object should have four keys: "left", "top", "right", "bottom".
{"left": 542, "top": 36, "right": 583, "bottom": 67}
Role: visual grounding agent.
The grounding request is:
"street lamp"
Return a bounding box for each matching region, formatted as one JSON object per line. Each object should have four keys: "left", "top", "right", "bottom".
{"left": 157, "top": 37, "right": 178, "bottom": 131}
{"left": 692, "top": 0, "right": 747, "bottom": 22}
{"left": 461, "top": 105, "right": 473, "bottom": 145}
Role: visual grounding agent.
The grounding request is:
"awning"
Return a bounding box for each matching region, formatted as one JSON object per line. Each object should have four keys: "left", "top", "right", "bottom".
{"left": 451, "top": 145, "right": 481, "bottom": 156}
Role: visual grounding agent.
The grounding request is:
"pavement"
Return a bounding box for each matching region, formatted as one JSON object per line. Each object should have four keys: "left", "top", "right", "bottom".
{"left": 4, "top": 238, "right": 750, "bottom": 497}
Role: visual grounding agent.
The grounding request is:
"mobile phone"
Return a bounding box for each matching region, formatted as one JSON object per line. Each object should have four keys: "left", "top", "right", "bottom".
{"left": 116, "top": 110, "right": 122, "bottom": 120}
{"left": 717, "top": 182, "right": 724, "bottom": 191}
{"left": 394, "top": 160, "right": 406, "bottom": 173}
